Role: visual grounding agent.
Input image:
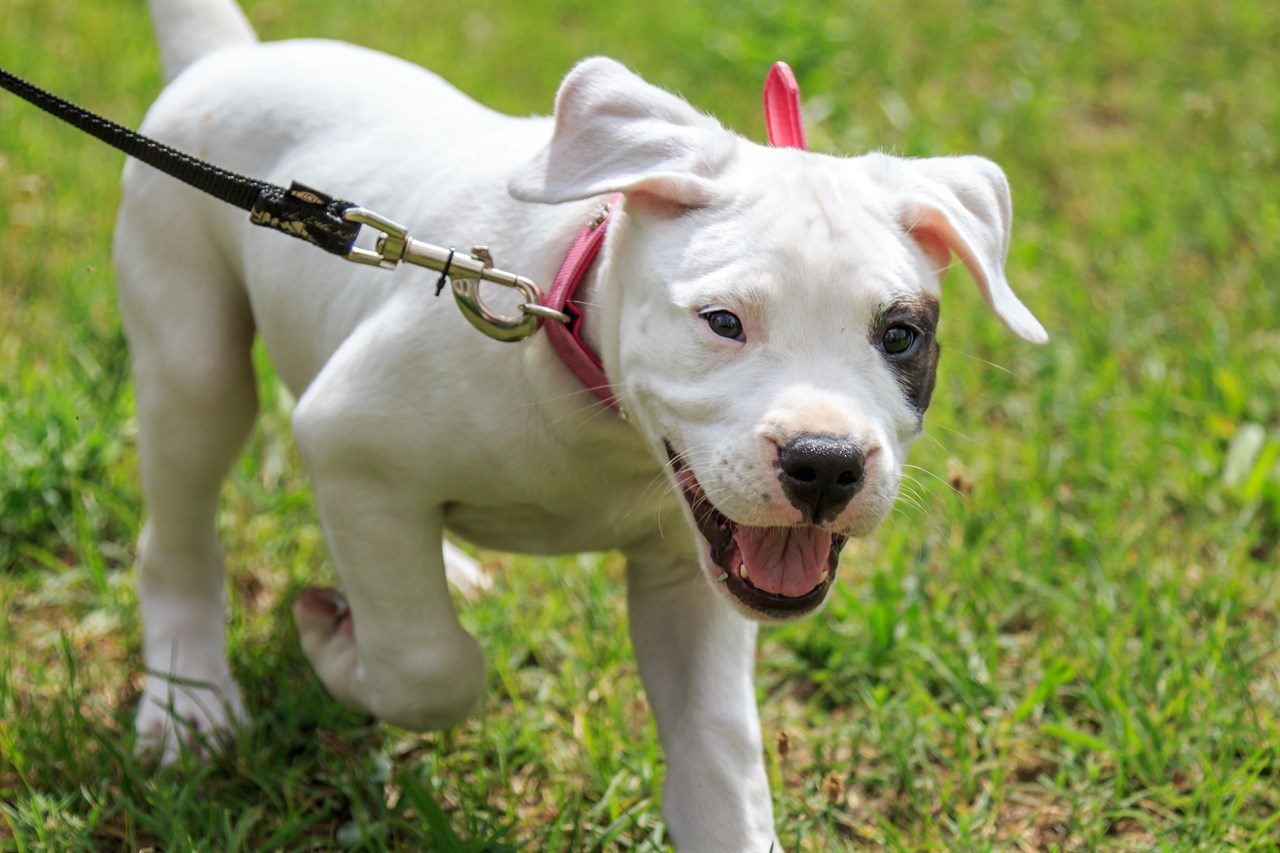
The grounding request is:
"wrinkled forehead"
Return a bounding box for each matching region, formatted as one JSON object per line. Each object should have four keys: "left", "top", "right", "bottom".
{"left": 668, "top": 152, "right": 942, "bottom": 316}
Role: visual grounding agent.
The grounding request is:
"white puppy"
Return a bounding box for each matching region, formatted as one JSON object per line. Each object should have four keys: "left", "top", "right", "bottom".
{"left": 118, "top": 1, "right": 1046, "bottom": 848}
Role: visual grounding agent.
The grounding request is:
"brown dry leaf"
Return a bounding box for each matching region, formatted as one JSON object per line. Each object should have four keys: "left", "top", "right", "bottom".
{"left": 947, "top": 463, "right": 975, "bottom": 494}
{"left": 776, "top": 730, "right": 791, "bottom": 760}
{"left": 822, "top": 771, "right": 845, "bottom": 805}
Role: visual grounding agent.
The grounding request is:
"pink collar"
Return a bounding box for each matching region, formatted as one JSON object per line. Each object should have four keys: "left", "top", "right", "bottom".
{"left": 543, "top": 194, "right": 623, "bottom": 410}
{"left": 543, "top": 63, "right": 806, "bottom": 413}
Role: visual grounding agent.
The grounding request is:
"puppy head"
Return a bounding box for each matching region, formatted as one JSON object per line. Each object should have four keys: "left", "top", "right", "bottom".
{"left": 512, "top": 58, "right": 1046, "bottom": 621}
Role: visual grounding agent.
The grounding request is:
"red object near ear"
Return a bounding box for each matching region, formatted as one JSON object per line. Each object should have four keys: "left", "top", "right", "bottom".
{"left": 763, "top": 61, "right": 807, "bottom": 150}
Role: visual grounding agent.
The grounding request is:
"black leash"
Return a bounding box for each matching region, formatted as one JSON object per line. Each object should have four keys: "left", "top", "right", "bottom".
{"left": 1, "top": 66, "right": 360, "bottom": 256}
{"left": 0, "top": 65, "right": 565, "bottom": 342}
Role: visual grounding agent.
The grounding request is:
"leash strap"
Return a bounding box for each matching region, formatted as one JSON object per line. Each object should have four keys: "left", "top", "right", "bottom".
{"left": 763, "top": 61, "right": 807, "bottom": 150}
{"left": 2, "top": 61, "right": 809, "bottom": 356}
{"left": 0, "top": 67, "right": 361, "bottom": 256}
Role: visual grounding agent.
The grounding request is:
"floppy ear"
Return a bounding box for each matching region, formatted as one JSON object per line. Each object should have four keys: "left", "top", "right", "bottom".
{"left": 509, "top": 57, "right": 737, "bottom": 209}
{"left": 868, "top": 153, "right": 1048, "bottom": 344}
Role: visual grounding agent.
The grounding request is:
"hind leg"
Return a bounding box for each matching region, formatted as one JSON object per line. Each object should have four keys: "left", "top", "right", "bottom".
{"left": 115, "top": 188, "right": 258, "bottom": 762}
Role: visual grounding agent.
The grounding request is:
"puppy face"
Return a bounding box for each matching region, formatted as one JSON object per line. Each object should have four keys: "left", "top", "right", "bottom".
{"left": 605, "top": 152, "right": 947, "bottom": 619}
{"left": 511, "top": 58, "right": 1046, "bottom": 621}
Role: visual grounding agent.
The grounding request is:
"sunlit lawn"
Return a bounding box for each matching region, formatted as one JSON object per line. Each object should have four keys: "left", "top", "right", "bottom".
{"left": 1, "top": 0, "right": 1276, "bottom": 849}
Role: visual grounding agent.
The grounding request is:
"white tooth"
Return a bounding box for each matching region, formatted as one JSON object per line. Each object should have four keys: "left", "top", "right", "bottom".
{"left": 817, "top": 569, "right": 829, "bottom": 584}
{"left": 739, "top": 562, "right": 749, "bottom": 580}
{"left": 717, "top": 571, "right": 729, "bottom": 583}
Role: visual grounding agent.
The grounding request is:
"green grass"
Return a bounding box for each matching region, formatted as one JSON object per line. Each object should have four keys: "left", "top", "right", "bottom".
{"left": 2, "top": 0, "right": 1277, "bottom": 849}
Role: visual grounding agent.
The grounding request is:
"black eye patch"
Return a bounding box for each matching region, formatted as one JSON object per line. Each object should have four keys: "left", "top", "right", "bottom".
{"left": 872, "top": 297, "right": 940, "bottom": 418}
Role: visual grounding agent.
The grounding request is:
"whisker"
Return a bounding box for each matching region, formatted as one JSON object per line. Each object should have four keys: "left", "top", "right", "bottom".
{"left": 543, "top": 387, "right": 626, "bottom": 428}
{"left": 946, "top": 347, "right": 1019, "bottom": 378}
{"left": 532, "top": 383, "right": 614, "bottom": 408}
{"left": 924, "top": 422, "right": 980, "bottom": 448}
{"left": 890, "top": 494, "right": 944, "bottom": 538}
{"left": 893, "top": 488, "right": 929, "bottom": 513}
{"left": 896, "top": 492, "right": 929, "bottom": 515}
{"left": 903, "top": 463, "right": 965, "bottom": 499}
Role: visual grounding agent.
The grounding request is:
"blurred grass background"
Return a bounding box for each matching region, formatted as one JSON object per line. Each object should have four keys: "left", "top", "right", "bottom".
{"left": 1, "top": 0, "right": 1276, "bottom": 849}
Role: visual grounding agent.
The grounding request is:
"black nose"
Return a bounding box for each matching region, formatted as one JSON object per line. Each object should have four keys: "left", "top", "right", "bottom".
{"left": 777, "top": 434, "right": 865, "bottom": 524}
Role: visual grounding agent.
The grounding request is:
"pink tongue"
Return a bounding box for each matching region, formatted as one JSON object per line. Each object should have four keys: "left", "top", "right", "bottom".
{"left": 734, "top": 526, "right": 832, "bottom": 597}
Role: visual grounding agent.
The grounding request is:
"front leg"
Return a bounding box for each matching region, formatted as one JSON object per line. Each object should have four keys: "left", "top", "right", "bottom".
{"left": 290, "top": 390, "right": 485, "bottom": 731}
{"left": 625, "top": 539, "right": 779, "bottom": 851}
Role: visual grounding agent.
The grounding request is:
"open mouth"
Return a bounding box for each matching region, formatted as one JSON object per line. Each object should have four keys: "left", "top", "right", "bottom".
{"left": 667, "top": 442, "right": 847, "bottom": 619}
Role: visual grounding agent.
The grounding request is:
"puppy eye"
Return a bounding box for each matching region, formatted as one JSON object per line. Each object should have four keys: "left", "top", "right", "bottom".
{"left": 881, "top": 324, "right": 917, "bottom": 355}
{"left": 703, "top": 310, "right": 745, "bottom": 341}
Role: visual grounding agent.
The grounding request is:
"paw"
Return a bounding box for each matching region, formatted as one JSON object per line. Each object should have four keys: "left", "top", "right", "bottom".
{"left": 293, "top": 586, "right": 354, "bottom": 637}
{"left": 443, "top": 541, "right": 492, "bottom": 600}
{"left": 135, "top": 673, "right": 247, "bottom": 764}
{"left": 292, "top": 587, "right": 367, "bottom": 712}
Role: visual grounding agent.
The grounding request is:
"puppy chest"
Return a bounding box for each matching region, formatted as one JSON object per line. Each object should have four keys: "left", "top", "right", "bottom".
{"left": 442, "top": 486, "right": 675, "bottom": 555}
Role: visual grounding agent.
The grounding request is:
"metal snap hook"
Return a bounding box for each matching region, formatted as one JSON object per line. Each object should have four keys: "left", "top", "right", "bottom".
{"left": 449, "top": 246, "right": 567, "bottom": 342}
{"left": 341, "top": 210, "right": 569, "bottom": 343}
